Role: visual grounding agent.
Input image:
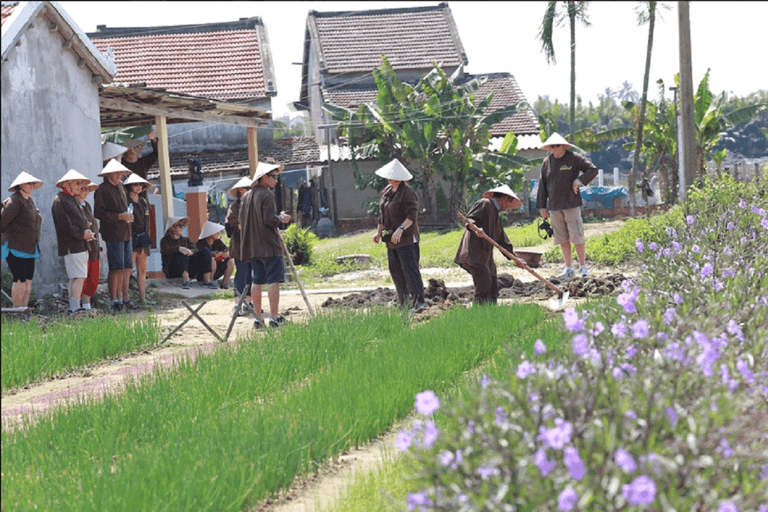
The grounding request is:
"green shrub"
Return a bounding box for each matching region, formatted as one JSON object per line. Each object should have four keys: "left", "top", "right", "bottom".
{"left": 283, "top": 224, "right": 319, "bottom": 265}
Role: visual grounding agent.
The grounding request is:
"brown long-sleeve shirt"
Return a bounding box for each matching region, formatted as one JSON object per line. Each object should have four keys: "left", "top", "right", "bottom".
{"left": 536, "top": 150, "right": 598, "bottom": 211}
{"left": 377, "top": 183, "right": 420, "bottom": 250}
{"left": 239, "top": 186, "right": 283, "bottom": 260}
{"left": 1, "top": 191, "right": 42, "bottom": 254}
{"left": 81, "top": 201, "right": 100, "bottom": 260}
{"left": 226, "top": 197, "right": 243, "bottom": 261}
{"left": 51, "top": 191, "right": 90, "bottom": 256}
{"left": 94, "top": 179, "right": 131, "bottom": 242}
{"left": 454, "top": 198, "right": 514, "bottom": 271}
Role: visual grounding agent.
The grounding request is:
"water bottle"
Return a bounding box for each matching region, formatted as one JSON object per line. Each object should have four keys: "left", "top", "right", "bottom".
{"left": 126, "top": 203, "right": 134, "bottom": 223}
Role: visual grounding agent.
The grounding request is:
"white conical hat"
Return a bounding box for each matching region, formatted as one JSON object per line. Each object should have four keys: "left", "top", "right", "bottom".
{"left": 541, "top": 132, "right": 574, "bottom": 151}
{"left": 123, "top": 173, "right": 151, "bottom": 191}
{"left": 55, "top": 169, "right": 90, "bottom": 188}
{"left": 375, "top": 159, "right": 413, "bottom": 181}
{"left": 165, "top": 216, "right": 189, "bottom": 233}
{"left": 251, "top": 162, "right": 284, "bottom": 183}
{"left": 197, "top": 221, "right": 225, "bottom": 241}
{"left": 7, "top": 171, "right": 43, "bottom": 192}
{"left": 102, "top": 142, "right": 128, "bottom": 161}
{"left": 482, "top": 184, "right": 522, "bottom": 209}
{"left": 98, "top": 159, "right": 132, "bottom": 177}
{"left": 229, "top": 176, "right": 253, "bottom": 196}
{"left": 123, "top": 138, "right": 148, "bottom": 150}
{"left": 84, "top": 181, "right": 99, "bottom": 192}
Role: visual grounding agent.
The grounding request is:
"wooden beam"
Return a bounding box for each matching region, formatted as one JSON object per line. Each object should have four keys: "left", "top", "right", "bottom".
{"left": 155, "top": 115, "right": 174, "bottom": 224}
{"left": 99, "top": 97, "right": 268, "bottom": 128}
{"left": 247, "top": 126, "right": 259, "bottom": 178}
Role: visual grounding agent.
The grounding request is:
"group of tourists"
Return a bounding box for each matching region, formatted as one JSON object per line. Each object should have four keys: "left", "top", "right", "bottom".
{"left": 2, "top": 131, "right": 597, "bottom": 321}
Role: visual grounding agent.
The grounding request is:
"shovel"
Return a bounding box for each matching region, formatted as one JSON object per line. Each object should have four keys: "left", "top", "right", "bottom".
{"left": 458, "top": 213, "right": 569, "bottom": 310}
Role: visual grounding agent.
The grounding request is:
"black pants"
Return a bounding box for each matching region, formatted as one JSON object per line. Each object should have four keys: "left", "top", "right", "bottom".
{"left": 163, "top": 252, "right": 190, "bottom": 279}
{"left": 468, "top": 262, "right": 499, "bottom": 305}
{"left": 190, "top": 246, "right": 213, "bottom": 282}
{"left": 387, "top": 243, "right": 425, "bottom": 307}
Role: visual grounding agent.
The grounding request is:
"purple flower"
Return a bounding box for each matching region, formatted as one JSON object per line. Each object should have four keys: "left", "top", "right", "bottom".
{"left": 713, "top": 280, "right": 724, "bottom": 291}
{"left": 632, "top": 320, "right": 650, "bottom": 339}
{"left": 696, "top": 343, "right": 719, "bottom": 377}
{"left": 466, "top": 420, "right": 475, "bottom": 435}
{"left": 701, "top": 263, "right": 714, "bottom": 278}
{"left": 611, "top": 320, "right": 627, "bottom": 338}
{"left": 686, "top": 215, "right": 695, "bottom": 224}
{"left": 534, "top": 339, "right": 546, "bottom": 354}
{"left": 649, "top": 242, "right": 658, "bottom": 250}
{"left": 636, "top": 238, "right": 645, "bottom": 253}
{"left": 625, "top": 409, "right": 637, "bottom": 419}
{"left": 407, "top": 491, "right": 433, "bottom": 511}
{"left": 672, "top": 241, "right": 682, "bottom": 252}
{"left": 396, "top": 430, "right": 413, "bottom": 452}
{"left": 557, "top": 487, "right": 578, "bottom": 511}
{"left": 517, "top": 361, "right": 537, "bottom": 379}
{"left": 495, "top": 406, "right": 509, "bottom": 427}
{"left": 478, "top": 466, "right": 498, "bottom": 480}
{"left": 481, "top": 374, "right": 489, "bottom": 388}
{"left": 717, "top": 502, "right": 738, "bottom": 512}
{"left": 441, "top": 450, "right": 454, "bottom": 466}
{"left": 762, "top": 218, "right": 768, "bottom": 230}
{"left": 667, "top": 406, "right": 678, "bottom": 427}
{"left": 727, "top": 320, "right": 744, "bottom": 342}
{"left": 564, "top": 446, "right": 586, "bottom": 480}
{"left": 727, "top": 221, "right": 735, "bottom": 230}
{"left": 535, "top": 448, "right": 557, "bottom": 476}
{"left": 540, "top": 419, "right": 573, "bottom": 450}
{"left": 589, "top": 321, "right": 605, "bottom": 337}
{"left": 617, "top": 292, "right": 637, "bottom": 314}
{"left": 736, "top": 359, "right": 755, "bottom": 384}
{"left": 423, "top": 420, "right": 439, "bottom": 448}
{"left": 563, "top": 308, "right": 584, "bottom": 332}
{"left": 415, "top": 390, "right": 440, "bottom": 416}
{"left": 691, "top": 244, "right": 701, "bottom": 253}
{"left": 627, "top": 345, "right": 637, "bottom": 359}
{"left": 621, "top": 279, "right": 633, "bottom": 291}
{"left": 673, "top": 293, "right": 683, "bottom": 305}
{"left": 738, "top": 199, "right": 746, "bottom": 208}
{"left": 615, "top": 448, "right": 637, "bottom": 473}
{"left": 572, "top": 334, "right": 589, "bottom": 356}
{"left": 753, "top": 206, "right": 767, "bottom": 216}
{"left": 622, "top": 475, "right": 657, "bottom": 505}
{"left": 666, "top": 227, "right": 677, "bottom": 238}
{"left": 716, "top": 438, "right": 733, "bottom": 458}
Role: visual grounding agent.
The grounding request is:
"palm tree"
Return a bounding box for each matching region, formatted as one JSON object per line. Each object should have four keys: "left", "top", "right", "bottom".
{"left": 629, "top": 1, "right": 660, "bottom": 217}
{"left": 538, "top": 1, "right": 591, "bottom": 139}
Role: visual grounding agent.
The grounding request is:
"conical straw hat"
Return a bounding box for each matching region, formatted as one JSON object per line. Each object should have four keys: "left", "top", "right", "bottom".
{"left": 7, "top": 171, "right": 43, "bottom": 192}
{"left": 251, "top": 162, "right": 284, "bottom": 183}
{"left": 229, "top": 176, "right": 253, "bottom": 196}
{"left": 541, "top": 132, "right": 574, "bottom": 151}
{"left": 55, "top": 169, "right": 90, "bottom": 188}
{"left": 197, "top": 221, "right": 225, "bottom": 241}
{"left": 123, "top": 173, "right": 151, "bottom": 191}
{"left": 482, "top": 184, "right": 522, "bottom": 210}
{"left": 374, "top": 159, "right": 413, "bottom": 181}
{"left": 165, "top": 216, "right": 189, "bottom": 233}
{"left": 102, "top": 142, "right": 128, "bottom": 161}
{"left": 98, "top": 159, "right": 132, "bottom": 177}
{"left": 83, "top": 181, "right": 99, "bottom": 192}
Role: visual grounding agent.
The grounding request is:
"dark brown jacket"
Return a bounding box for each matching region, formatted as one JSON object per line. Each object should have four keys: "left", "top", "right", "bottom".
{"left": 536, "top": 150, "right": 598, "bottom": 211}
{"left": 226, "top": 196, "right": 243, "bottom": 260}
{"left": 454, "top": 198, "right": 514, "bottom": 271}
{"left": 160, "top": 234, "right": 197, "bottom": 275}
{"left": 239, "top": 186, "right": 283, "bottom": 260}
{"left": 377, "top": 183, "right": 420, "bottom": 250}
{"left": 81, "top": 201, "right": 100, "bottom": 260}
{"left": 1, "top": 191, "right": 42, "bottom": 254}
{"left": 51, "top": 191, "right": 90, "bottom": 256}
{"left": 122, "top": 140, "right": 158, "bottom": 181}
{"left": 94, "top": 179, "right": 131, "bottom": 242}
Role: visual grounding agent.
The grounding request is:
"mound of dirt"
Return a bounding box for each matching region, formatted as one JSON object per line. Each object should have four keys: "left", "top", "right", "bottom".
{"left": 321, "top": 273, "right": 627, "bottom": 311}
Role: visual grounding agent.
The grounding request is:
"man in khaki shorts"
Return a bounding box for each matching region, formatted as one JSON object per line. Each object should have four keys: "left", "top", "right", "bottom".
{"left": 535, "top": 133, "right": 598, "bottom": 279}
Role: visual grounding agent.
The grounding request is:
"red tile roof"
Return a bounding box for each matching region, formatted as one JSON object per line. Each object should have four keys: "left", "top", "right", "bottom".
{"left": 1, "top": 2, "right": 17, "bottom": 27}
{"left": 323, "top": 73, "right": 540, "bottom": 136}
{"left": 145, "top": 137, "right": 321, "bottom": 180}
{"left": 88, "top": 19, "right": 274, "bottom": 101}
{"left": 309, "top": 3, "right": 467, "bottom": 74}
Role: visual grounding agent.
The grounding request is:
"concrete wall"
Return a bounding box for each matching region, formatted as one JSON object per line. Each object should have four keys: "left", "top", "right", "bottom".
{"left": 1, "top": 12, "right": 104, "bottom": 296}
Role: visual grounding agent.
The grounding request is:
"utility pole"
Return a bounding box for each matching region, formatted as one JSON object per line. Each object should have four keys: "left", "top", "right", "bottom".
{"left": 678, "top": 1, "right": 697, "bottom": 199}
{"left": 669, "top": 86, "right": 686, "bottom": 202}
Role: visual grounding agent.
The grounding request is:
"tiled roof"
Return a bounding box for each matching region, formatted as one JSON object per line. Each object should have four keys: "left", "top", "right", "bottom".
{"left": 1, "top": 1, "right": 18, "bottom": 27}
{"left": 323, "top": 73, "right": 540, "bottom": 137}
{"left": 88, "top": 19, "right": 275, "bottom": 101}
{"left": 309, "top": 3, "right": 466, "bottom": 74}
{"left": 145, "top": 137, "right": 321, "bottom": 180}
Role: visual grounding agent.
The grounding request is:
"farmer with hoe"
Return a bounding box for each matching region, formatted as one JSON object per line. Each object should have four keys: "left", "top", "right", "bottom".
{"left": 455, "top": 185, "right": 524, "bottom": 305}
{"left": 52, "top": 169, "right": 97, "bottom": 315}
{"left": 372, "top": 159, "right": 426, "bottom": 313}
{"left": 76, "top": 181, "right": 101, "bottom": 311}
{"left": 191, "top": 221, "right": 233, "bottom": 289}
{"left": 536, "top": 132, "right": 598, "bottom": 279}
{"left": 226, "top": 176, "right": 254, "bottom": 315}
{"left": 239, "top": 162, "right": 290, "bottom": 328}
{"left": 1, "top": 172, "right": 44, "bottom": 309}
{"left": 124, "top": 173, "right": 155, "bottom": 306}
{"left": 160, "top": 216, "right": 196, "bottom": 289}
{"left": 94, "top": 160, "right": 134, "bottom": 311}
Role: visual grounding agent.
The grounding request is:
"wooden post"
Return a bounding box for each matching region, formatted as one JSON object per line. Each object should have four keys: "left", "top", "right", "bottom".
{"left": 155, "top": 115, "right": 174, "bottom": 223}
{"left": 247, "top": 126, "right": 259, "bottom": 179}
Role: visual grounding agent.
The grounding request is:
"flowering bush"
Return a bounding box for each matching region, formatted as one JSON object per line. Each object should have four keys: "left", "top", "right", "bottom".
{"left": 398, "top": 176, "right": 768, "bottom": 511}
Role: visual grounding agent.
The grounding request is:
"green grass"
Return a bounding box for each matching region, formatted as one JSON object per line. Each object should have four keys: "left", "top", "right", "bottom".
{"left": 1, "top": 315, "right": 162, "bottom": 392}
{"left": 2, "top": 304, "right": 563, "bottom": 512}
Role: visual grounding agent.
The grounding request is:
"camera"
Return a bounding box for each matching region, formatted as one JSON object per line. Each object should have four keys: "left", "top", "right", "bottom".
{"left": 538, "top": 218, "right": 554, "bottom": 239}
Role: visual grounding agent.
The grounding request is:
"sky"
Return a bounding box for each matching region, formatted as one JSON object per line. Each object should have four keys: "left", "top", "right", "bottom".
{"left": 61, "top": 1, "right": 765, "bottom": 119}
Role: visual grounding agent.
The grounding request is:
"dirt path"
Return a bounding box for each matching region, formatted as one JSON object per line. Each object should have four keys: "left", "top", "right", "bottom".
{"left": 2, "top": 218, "right": 630, "bottom": 509}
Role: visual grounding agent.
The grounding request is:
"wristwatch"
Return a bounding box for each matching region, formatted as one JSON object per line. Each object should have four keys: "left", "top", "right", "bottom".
{"left": 398, "top": 225, "right": 405, "bottom": 231}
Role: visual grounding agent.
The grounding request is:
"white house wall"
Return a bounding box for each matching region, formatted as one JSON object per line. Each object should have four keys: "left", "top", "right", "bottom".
{"left": 1, "top": 10, "right": 103, "bottom": 296}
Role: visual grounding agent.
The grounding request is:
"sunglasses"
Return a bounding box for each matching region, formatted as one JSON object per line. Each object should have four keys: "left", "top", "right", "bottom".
{"left": 267, "top": 173, "right": 279, "bottom": 179}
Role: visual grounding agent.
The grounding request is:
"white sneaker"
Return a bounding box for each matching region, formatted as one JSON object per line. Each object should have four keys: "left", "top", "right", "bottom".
{"left": 558, "top": 267, "right": 575, "bottom": 280}
{"left": 579, "top": 265, "right": 589, "bottom": 277}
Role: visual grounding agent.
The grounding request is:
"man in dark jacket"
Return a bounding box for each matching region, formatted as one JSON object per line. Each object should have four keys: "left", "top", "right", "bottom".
{"left": 455, "top": 185, "right": 522, "bottom": 305}
{"left": 535, "top": 133, "right": 598, "bottom": 279}
{"left": 122, "top": 130, "right": 158, "bottom": 182}
{"left": 94, "top": 160, "right": 134, "bottom": 311}
{"left": 52, "top": 169, "right": 97, "bottom": 314}
{"left": 239, "top": 162, "right": 290, "bottom": 328}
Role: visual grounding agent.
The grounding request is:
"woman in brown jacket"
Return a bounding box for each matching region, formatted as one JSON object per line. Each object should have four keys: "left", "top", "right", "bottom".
{"left": 125, "top": 173, "right": 154, "bottom": 306}
{"left": 1, "top": 172, "right": 44, "bottom": 308}
{"left": 226, "top": 176, "right": 253, "bottom": 312}
{"left": 372, "top": 159, "right": 426, "bottom": 313}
